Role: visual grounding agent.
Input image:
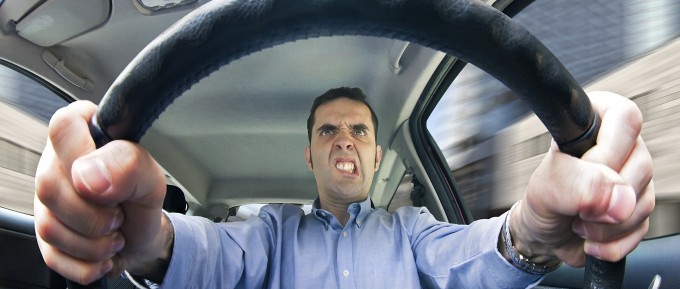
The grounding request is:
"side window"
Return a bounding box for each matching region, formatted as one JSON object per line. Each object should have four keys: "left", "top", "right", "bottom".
{"left": 427, "top": 0, "right": 680, "bottom": 237}
{"left": 387, "top": 173, "right": 417, "bottom": 213}
{"left": 0, "top": 64, "right": 69, "bottom": 215}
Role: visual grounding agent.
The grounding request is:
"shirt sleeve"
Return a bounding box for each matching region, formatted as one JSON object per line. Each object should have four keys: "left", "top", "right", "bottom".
{"left": 397, "top": 208, "right": 544, "bottom": 289}
{"left": 157, "top": 212, "right": 275, "bottom": 289}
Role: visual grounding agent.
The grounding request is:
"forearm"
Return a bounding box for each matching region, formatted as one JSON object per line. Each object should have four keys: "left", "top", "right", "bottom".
{"left": 127, "top": 212, "right": 175, "bottom": 284}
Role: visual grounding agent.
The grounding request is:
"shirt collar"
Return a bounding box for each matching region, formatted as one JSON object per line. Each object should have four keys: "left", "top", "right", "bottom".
{"left": 312, "top": 196, "right": 373, "bottom": 228}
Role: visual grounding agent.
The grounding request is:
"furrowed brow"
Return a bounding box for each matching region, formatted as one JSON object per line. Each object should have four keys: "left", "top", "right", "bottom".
{"left": 351, "top": 124, "right": 370, "bottom": 131}
{"left": 317, "top": 124, "right": 337, "bottom": 133}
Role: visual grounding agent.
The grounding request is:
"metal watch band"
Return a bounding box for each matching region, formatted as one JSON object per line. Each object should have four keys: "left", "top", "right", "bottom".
{"left": 503, "top": 202, "right": 562, "bottom": 275}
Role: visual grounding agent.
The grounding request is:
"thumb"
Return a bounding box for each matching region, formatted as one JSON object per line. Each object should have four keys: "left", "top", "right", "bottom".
{"left": 580, "top": 181, "right": 636, "bottom": 224}
{"left": 71, "top": 140, "right": 166, "bottom": 209}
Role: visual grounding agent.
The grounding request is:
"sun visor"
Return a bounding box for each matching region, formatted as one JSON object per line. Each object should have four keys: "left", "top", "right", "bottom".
{"left": 15, "top": 0, "right": 110, "bottom": 47}
{"left": 0, "top": 0, "right": 42, "bottom": 33}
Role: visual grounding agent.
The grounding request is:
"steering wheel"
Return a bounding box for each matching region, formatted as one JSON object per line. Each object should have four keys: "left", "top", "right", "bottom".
{"left": 74, "top": 0, "right": 621, "bottom": 288}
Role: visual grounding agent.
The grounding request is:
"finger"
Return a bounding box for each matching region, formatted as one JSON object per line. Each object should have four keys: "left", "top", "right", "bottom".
{"left": 572, "top": 181, "right": 655, "bottom": 242}
{"left": 35, "top": 203, "right": 125, "bottom": 262}
{"left": 35, "top": 163, "right": 123, "bottom": 238}
{"left": 571, "top": 137, "right": 654, "bottom": 240}
{"left": 582, "top": 91, "right": 643, "bottom": 171}
{"left": 618, "top": 137, "right": 653, "bottom": 195}
{"left": 583, "top": 217, "right": 649, "bottom": 262}
{"left": 48, "top": 101, "right": 98, "bottom": 175}
{"left": 36, "top": 234, "right": 113, "bottom": 286}
{"left": 528, "top": 149, "right": 635, "bottom": 223}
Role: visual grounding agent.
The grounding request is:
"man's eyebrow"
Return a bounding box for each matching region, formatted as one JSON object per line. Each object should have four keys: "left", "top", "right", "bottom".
{"left": 351, "top": 123, "right": 370, "bottom": 131}
{"left": 316, "top": 124, "right": 337, "bottom": 132}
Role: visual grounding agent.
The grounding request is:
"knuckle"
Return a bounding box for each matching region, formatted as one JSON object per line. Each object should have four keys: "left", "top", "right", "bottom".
{"left": 48, "top": 106, "right": 70, "bottom": 127}
{"left": 34, "top": 180, "right": 52, "bottom": 206}
{"left": 48, "top": 107, "right": 75, "bottom": 145}
{"left": 35, "top": 218, "right": 55, "bottom": 244}
{"left": 48, "top": 103, "right": 96, "bottom": 159}
{"left": 34, "top": 175, "right": 61, "bottom": 208}
{"left": 42, "top": 255, "right": 60, "bottom": 273}
{"left": 645, "top": 197, "right": 655, "bottom": 215}
{"left": 34, "top": 153, "right": 59, "bottom": 201}
{"left": 639, "top": 183, "right": 655, "bottom": 215}
{"left": 623, "top": 99, "right": 644, "bottom": 129}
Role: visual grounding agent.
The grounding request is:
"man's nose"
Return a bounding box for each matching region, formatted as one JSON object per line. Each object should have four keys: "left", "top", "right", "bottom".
{"left": 334, "top": 130, "right": 354, "bottom": 150}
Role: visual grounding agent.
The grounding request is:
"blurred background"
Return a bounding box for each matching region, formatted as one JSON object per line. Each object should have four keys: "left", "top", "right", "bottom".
{"left": 0, "top": 65, "right": 62, "bottom": 218}
{"left": 2, "top": 0, "right": 679, "bottom": 238}
{"left": 428, "top": 0, "right": 680, "bottom": 237}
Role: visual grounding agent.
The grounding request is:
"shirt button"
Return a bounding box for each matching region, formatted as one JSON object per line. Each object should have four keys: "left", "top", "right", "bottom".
{"left": 342, "top": 232, "right": 347, "bottom": 237}
{"left": 342, "top": 270, "right": 350, "bottom": 277}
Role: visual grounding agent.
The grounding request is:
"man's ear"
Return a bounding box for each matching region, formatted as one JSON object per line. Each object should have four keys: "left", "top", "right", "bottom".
{"left": 304, "top": 146, "right": 313, "bottom": 171}
{"left": 374, "top": 145, "right": 383, "bottom": 171}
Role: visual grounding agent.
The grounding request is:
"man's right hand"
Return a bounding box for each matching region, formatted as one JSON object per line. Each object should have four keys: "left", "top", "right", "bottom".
{"left": 34, "top": 100, "right": 170, "bottom": 285}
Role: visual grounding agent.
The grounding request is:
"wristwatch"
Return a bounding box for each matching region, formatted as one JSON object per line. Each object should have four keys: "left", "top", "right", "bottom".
{"left": 502, "top": 202, "right": 562, "bottom": 275}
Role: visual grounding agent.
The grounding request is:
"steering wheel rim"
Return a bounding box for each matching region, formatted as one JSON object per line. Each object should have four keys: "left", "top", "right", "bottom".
{"left": 84, "top": 0, "right": 619, "bottom": 288}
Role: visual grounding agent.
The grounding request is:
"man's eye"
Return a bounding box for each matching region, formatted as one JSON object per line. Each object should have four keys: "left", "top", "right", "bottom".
{"left": 321, "top": 130, "right": 333, "bottom": 136}
{"left": 354, "top": 130, "right": 366, "bottom": 136}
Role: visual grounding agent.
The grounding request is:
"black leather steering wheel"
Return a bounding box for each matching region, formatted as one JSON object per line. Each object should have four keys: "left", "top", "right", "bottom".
{"left": 76, "top": 0, "right": 621, "bottom": 288}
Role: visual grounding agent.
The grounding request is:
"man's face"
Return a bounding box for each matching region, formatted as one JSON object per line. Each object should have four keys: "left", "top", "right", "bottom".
{"left": 305, "top": 98, "right": 382, "bottom": 202}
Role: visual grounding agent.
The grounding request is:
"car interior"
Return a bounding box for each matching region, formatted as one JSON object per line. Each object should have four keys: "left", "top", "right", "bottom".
{"left": 0, "top": 0, "right": 679, "bottom": 288}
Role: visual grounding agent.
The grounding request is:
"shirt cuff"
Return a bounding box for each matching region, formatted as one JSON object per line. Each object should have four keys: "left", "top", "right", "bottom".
{"left": 156, "top": 212, "right": 197, "bottom": 289}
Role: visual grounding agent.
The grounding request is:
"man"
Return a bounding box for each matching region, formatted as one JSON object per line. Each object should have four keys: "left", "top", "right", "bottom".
{"left": 34, "top": 87, "right": 654, "bottom": 288}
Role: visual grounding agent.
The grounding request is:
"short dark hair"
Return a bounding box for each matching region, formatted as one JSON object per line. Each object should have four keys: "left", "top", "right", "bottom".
{"left": 306, "top": 87, "right": 379, "bottom": 143}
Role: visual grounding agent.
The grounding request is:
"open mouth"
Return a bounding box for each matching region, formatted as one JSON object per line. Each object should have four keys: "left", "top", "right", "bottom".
{"left": 335, "top": 160, "right": 357, "bottom": 175}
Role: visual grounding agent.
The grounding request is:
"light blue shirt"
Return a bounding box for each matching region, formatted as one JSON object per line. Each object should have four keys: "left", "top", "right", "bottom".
{"left": 159, "top": 198, "right": 542, "bottom": 288}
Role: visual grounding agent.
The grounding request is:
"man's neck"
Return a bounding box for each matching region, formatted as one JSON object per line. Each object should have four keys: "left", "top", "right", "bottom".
{"left": 319, "top": 195, "right": 366, "bottom": 226}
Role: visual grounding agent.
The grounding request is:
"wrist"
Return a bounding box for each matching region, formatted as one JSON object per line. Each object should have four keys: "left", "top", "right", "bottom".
{"left": 127, "top": 212, "right": 174, "bottom": 283}
{"left": 502, "top": 201, "right": 561, "bottom": 274}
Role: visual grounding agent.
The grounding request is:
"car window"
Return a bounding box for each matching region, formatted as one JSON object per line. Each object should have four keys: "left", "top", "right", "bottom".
{"left": 387, "top": 173, "right": 416, "bottom": 213}
{"left": 0, "top": 63, "right": 69, "bottom": 215}
{"left": 427, "top": 0, "right": 680, "bottom": 238}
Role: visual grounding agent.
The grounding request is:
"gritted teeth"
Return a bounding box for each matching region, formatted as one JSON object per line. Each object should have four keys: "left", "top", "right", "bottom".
{"left": 335, "top": 161, "right": 356, "bottom": 173}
